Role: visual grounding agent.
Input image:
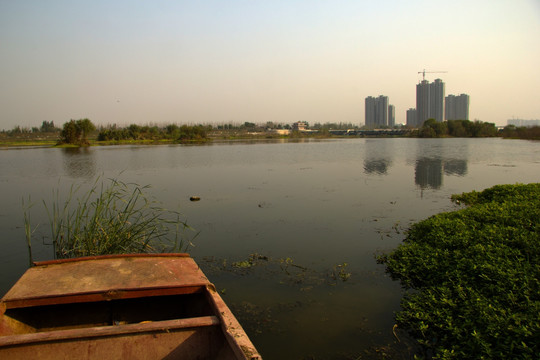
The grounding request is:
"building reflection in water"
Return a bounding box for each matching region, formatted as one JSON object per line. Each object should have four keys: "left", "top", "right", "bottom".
{"left": 61, "top": 147, "right": 97, "bottom": 179}
{"left": 443, "top": 159, "right": 468, "bottom": 176}
{"left": 364, "top": 159, "right": 391, "bottom": 175}
{"left": 415, "top": 157, "right": 443, "bottom": 189}
{"left": 415, "top": 157, "right": 468, "bottom": 189}
{"left": 363, "top": 139, "right": 393, "bottom": 175}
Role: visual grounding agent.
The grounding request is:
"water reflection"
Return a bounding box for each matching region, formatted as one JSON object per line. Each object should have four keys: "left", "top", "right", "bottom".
{"left": 415, "top": 140, "right": 469, "bottom": 189}
{"left": 61, "top": 147, "right": 96, "bottom": 179}
{"left": 444, "top": 159, "right": 468, "bottom": 176}
{"left": 415, "top": 157, "right": 443, "bottom": 189}
{"left": 364, "top": 159, "right": 391, "bottom": 174}
{"left": 364, "top": 139, "right": 393, "bottom": 175}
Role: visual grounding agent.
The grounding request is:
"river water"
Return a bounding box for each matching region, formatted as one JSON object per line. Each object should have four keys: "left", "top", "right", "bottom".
{"left": 1, "top": 138, "right": 539, "bottom": 359}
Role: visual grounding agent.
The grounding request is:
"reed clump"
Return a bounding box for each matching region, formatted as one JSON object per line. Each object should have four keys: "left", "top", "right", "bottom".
{"left": 26, "top": 178, "right": 195, "bottom": 259}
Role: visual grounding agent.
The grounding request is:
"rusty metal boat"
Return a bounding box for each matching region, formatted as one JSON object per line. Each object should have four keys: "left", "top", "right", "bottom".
{"left": 0, "top": 254, "right": 261, "bottom": 359}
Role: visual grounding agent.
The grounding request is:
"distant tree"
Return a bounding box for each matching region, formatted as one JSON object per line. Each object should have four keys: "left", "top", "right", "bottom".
{"left": 447, "top": 120, "right": 468, "bottom": 137}
{"left": 40, "top": 120, "right": 58, "bottom": 132}
{"left": 419, "top": 119, "right": 497, "bottom": 138}
{"left": 477, "top": 121, "right": 497, "bottom": 137}
{"left": 165, "top": 124, "right": 180, "bottom": 139}
{"left": 128, "top": 124, "right": 142, "bottom": 139}
{"left": 178, "top": 125, "right": 207, "bottom": 141}
{"left": 77, "top": 119, "right": 95, "bottom": 142}
{"left": 501, "top": 125, "right": 540, "bottom": 140}
{"left": 59, "top": 119, "right": 96, "bottom": 145}
{"left": 420, "top": 119, "right": 447, "bottom": 137}
{"left": 501, "top": 124, "right": 517, "bottom": 138}
{"left": 242, "top": 122, "right": 256, "bottom": 128}
{"left": 60, "top": 120, "right": 80, "bottom": 144}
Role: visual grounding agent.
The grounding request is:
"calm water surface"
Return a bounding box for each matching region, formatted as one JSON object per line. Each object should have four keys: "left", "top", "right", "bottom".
{"left": 1, "top": 138, "right": 539, "bottom": 359}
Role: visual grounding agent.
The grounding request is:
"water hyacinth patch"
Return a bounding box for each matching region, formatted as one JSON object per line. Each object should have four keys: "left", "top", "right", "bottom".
{"left": 378, "top": 183, "right": 540, "bottom": 359}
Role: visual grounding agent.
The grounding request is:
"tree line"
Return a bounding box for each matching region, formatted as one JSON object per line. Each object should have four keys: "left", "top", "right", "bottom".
{"left": 4, "top": 118, "right": 539, "bottom": 143}
{"left": 418, "top": 119, "right": 499, "bottom": 138}
{"left": 96, "top": 123, "right": 209, "bottom": 142}
{"left": 500, "top": 124, "right": 540, "bottom": 140}
{"left": 1, "top": 121, "right": 60, "bottom": 135}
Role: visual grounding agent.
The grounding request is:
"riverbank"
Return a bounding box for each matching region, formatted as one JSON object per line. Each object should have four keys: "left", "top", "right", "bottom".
{"left": 0, "top": 131, "right": 341, "bottom": 147}
{"left": 2, "top": 126, "right": 539, "bottom": 148}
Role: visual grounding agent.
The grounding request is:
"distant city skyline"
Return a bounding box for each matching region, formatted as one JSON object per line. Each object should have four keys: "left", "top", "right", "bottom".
{"left": 1, "top": 1, "right": 539, "bottom": 130}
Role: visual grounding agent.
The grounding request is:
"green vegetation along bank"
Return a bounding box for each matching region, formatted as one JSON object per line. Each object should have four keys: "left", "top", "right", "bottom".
{"left": 378, "top": 183, "right": 539, "bottom": 359}
{"left": 2, "top": 119, "right": 540, "bottom": 147}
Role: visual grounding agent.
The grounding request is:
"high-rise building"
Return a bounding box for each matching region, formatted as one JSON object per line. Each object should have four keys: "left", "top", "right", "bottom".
{"left": 445, "top": 94, "right": 469, "bottom": 120}
{"left": 376, "top": 96, "right": 388, "bottom": 126}
{"left": 416, "top": 80, "right": 430, "bottom": 127}
{"left": 365, "top": 95, "right": 389, "bottom": 127}
{"left": 416, "top": 78, "right": 445, "bottom": 126}
{"left": 388, "top": 105, "right": 395, "bottom": 127}
{"left": 365, "top": 96, "right": 376, "bottom": 127}
{"left": 406, "top": 108, "right": 417, "bottom": 127}
{"left": 430, "top": 79, "right": 445, "bottom": 122}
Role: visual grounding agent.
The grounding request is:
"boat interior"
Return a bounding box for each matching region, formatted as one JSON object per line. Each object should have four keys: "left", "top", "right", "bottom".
{"left": 3, "top": 291, "right": 212, "bottom": 333}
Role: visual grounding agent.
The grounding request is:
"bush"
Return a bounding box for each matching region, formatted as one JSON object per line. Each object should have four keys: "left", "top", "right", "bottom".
{"left": 378, "top": 183, "right": 540, "bottom": 359}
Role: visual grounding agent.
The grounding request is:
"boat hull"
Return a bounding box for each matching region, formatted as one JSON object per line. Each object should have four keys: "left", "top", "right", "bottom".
{"left": 0, "top": 254, "right": 260, "bottom": 360}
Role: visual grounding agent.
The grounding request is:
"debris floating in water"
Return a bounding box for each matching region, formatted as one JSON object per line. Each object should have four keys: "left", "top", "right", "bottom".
{"left": 190, "top": 196, "right": 201, "bottom": 201}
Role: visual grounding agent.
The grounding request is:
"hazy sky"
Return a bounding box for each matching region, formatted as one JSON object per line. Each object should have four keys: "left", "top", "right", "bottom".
{"left": 1, "top": 0, "right": 539, "bottom": 129}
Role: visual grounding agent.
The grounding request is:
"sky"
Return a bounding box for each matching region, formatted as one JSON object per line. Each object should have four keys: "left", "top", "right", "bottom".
{"left": 1, "top": 0, "right": 539, "bottom": 130}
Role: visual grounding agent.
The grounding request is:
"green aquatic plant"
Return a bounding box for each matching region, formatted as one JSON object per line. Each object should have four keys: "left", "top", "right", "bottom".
{"left": 25, "top": 178, "right": 195, "bottom": 260}
{"left": 333, "top": 262, "right": 351, "bottom": 282}
{"left": 378, "top": 183, "right": 540, "bottom": 359}
{"left": 203, "top": 254, "right": 352, "bottom": 287}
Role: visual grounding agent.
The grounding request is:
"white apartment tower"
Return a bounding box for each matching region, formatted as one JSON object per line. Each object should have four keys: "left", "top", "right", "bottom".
{"left": 445, "top": 94, "right": 470, "bottom": 120}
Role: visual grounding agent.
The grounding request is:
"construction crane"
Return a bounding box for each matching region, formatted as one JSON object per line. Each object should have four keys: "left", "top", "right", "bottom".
{"left": 418, "top": 69, "right": 447, "bottom": 81}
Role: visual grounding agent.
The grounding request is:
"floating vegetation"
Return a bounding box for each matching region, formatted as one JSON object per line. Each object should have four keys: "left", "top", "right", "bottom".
{"left": 332, "top": 262, "right": 351, "bottom": 282}
{"left": 201, "top": 253, "right": 352, "bottom": 288}
{"left": 378, "top": 183, "right": 540, "bottom": 359}
{"left": 232, "top": 253, "right": 268, "bottom": 269}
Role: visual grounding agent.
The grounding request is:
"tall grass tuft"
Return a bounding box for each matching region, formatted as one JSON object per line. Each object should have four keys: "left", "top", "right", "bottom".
{"left": 22, "top": 196, "right": 36, "bottom": 266}
{"left": 25, "top": 178, "right": 195, "bottom": 260}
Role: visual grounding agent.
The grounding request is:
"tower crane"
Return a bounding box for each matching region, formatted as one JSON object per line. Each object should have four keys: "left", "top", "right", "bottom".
{"left": 418, "top": 69, "right": 447, "bottom": 81}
